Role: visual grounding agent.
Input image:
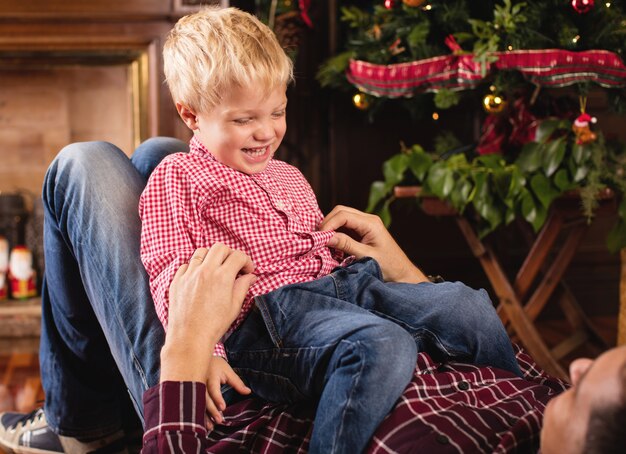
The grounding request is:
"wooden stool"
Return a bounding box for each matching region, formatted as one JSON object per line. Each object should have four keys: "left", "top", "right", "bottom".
{"left": 396, "top": 187, "right": 615, "bottom": 381}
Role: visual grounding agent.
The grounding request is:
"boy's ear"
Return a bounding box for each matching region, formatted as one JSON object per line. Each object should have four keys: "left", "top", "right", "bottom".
{"left": 176, "top": 103, "right": 199, "bottom": 130}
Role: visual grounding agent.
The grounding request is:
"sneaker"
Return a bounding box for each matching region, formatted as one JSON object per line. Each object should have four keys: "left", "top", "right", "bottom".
{"left": 0, "top": 408, "right": 63, "bottom": 453}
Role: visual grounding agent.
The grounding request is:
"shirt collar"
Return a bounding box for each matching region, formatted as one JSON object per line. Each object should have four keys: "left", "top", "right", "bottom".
{"left": 189, "top": 135, "right": 217, "bottom": 162}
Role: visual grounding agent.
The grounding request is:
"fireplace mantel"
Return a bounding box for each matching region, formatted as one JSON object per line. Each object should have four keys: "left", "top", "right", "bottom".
{"left": 0, "top": 0, "right": 226, "bottom": 194}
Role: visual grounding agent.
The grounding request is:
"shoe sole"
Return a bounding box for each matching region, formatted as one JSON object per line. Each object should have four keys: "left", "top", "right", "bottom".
{"left": 0, "top": 439, "right": 61, "bottom": 454}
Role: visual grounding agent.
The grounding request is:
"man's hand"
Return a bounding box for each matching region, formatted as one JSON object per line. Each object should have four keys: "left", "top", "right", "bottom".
{"left": 160, "top": 244, "right": 256, "bottom": 383}
{"left": 320, "top": 205, "right": 428, "bottom": 284}
{"left": 204, "top": 356, "right": 251, "bottom": 430}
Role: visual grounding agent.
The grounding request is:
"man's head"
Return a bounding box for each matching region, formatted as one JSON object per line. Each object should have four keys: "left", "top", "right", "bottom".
{"left": 163, "top": 7, "right": 293, "bottom": 174}
{"left": 541, "top": 345, "right": 626, "bottom": 454}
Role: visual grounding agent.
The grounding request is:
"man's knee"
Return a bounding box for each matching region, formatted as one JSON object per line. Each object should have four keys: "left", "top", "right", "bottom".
{"left": 59, "top": 141, "right": 120, "bottom": 159}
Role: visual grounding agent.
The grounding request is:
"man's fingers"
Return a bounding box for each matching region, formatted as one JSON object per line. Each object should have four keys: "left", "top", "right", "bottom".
{"left": 188, "top": 247, "right": 209, "bottom": 268}
{"left": 324, "top": 205, "right": 363, "bottom": 220}
{"left": 222, "top": 249, "right": 255, "bottom": 275}
{"left": 327, "top": 232, "right": 367, "bottom": 258}
{"left": 203, "top": 243, "right": 231, "bottom": 268}
{"left": 195, "top": 245, "right": 255, "bottom": 279}
{"left": 173, "top": 263, "right": 188, "bottom": 280}
{"left": 320, "top": 208, "right": 375, "bottom": 237}
{"left": 169, "top": 263, "right": 189, "bottom": 298}
{"left": 233, "top": 274, "right": 257, "bottom": 307}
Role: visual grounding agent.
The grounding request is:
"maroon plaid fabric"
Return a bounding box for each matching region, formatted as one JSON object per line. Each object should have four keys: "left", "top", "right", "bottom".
{"left": 142, "top": 347, "right": 567, "bottom": 453}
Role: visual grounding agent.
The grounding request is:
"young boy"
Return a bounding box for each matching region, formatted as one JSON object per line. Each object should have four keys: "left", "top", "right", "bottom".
{"left": 139, "top": 7, "right": 521, "bottom": 453}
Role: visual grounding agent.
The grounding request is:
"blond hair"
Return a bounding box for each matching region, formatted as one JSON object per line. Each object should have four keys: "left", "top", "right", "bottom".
{"left": 163, "top": 6, "right": 293, "bottom": 114}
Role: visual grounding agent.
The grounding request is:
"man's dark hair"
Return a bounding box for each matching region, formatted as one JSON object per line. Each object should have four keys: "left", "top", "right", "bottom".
{"left": 583, "top": 360, "right": 626, "bottom": 453}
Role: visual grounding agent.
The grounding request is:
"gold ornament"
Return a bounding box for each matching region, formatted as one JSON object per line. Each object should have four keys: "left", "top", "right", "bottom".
{"left": 483, "top": 93, "right": 507, "bottom": 114}
{"left": 352, "top": 92, "right": 371, "bottom": 110}
{"left": 402, "top": 0, "right": 426, "bottom": 6}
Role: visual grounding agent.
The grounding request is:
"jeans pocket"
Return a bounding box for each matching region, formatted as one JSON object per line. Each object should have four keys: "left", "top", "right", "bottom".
{"left": 234, "top": 367, "right": 307, "bottom": 403}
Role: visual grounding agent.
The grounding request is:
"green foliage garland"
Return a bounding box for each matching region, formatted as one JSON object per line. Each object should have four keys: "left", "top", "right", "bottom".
{"left": 367, "top": 119, "right": 626, "bottom": 252}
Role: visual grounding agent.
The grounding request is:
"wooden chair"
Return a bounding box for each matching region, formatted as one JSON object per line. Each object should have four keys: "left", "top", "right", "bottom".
{"left": 395, "top": 187, "right": 617, "bottom": 381}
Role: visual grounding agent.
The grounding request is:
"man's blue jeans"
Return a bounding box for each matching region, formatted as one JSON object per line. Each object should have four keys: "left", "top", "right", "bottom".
{"left": 40, "top": 137, "right": 519, "bottom": 450}
{"left": 226, "top": 258, "right": 521, "bottom": 453}
{"left": 40, "top": 138, "right": 187, "bottom": 437}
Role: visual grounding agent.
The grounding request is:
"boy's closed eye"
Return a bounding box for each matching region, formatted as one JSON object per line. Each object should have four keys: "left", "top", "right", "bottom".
{"left": 271, "top": 109, "right": 286, "bottom": 118}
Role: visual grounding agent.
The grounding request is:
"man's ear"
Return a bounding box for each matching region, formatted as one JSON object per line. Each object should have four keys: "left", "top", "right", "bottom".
{"left": 176, "top": 103, "right": 199, "bottom": 131}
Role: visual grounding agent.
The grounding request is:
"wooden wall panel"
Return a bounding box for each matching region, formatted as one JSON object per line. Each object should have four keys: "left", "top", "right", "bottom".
{"left": 0, "top": 21, "right": 178, "bottom": 140}
{"left": 0, "top": 0, "right": 170, "bottom": 19}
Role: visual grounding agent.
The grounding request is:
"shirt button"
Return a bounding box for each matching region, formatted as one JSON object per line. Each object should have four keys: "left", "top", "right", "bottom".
{"left": 436, "top": 434, "right": 450, "bottom": 445}
{"left": 458, "top": 380, "right": 470, "bottom": 391}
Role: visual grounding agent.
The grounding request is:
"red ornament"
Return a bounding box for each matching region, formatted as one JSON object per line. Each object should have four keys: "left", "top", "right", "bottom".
{"left": 298, "top": 0, "right": 313, "bottom": 28}
{"left": 384, "top": 0, "right": 395, "bottom": 9}
{"left": 571, "top": 0, "right": 594, "bottom": 14}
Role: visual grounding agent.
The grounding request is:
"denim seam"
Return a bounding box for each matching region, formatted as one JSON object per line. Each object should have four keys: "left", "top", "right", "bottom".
{"left": 330, "top": 273, "right": 343, "bottom": 300}
{"left": 334, "top": 340, "right": 365, "bottom": 453}
{"left": 112, "top": 307, "right": 149, "bottom": 389}
{"left": 108, "top": 297, "right": 149, "bottom": 425}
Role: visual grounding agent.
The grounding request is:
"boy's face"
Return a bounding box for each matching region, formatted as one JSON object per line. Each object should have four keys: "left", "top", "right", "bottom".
{"left": 178, "top": 85, "right": 287, "bottom": 175}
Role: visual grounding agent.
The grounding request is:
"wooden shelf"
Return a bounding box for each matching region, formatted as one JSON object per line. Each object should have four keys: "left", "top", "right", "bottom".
{"left": 0, "top": 298, "right": 41, "bottom": 317}
{"left": 0, "top": 298, "right": 41, "bottom": 340}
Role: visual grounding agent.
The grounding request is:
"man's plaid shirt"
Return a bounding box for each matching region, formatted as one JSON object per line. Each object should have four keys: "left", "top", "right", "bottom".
{"left": 139, "top": 136, "right": 341, "bottom": 356}
{"left": 142, "top": 347, "right": 567, "bottom": 453}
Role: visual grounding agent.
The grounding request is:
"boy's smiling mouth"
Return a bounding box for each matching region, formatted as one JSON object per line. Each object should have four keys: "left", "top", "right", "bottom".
{"left": 242, "top": 145, "right": 271, "bottom": 160}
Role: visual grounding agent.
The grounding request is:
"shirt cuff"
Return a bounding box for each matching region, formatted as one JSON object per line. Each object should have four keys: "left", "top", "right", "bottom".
{"left": 143, "top": 381, "right": 207, "bottom": 438}
{"left": 213, "top": 342, "right": 227, "bottom": 359}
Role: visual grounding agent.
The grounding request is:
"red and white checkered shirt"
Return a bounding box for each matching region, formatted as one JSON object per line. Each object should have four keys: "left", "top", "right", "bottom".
{"left": 139, "top": 136, "right": 341, "bottom": 357}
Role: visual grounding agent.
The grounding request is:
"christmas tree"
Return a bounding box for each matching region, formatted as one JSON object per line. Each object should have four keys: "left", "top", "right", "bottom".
{"left": 318, "top": 0, "right": 626, "bottom": 251}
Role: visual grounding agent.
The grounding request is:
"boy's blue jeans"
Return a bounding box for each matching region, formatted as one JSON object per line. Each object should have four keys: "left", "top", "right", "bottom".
{"left": 39, "top": 138, "right": 520, "bottom": 452}
{"left": 226, "top": 259, "right": 521, "bottom": 453}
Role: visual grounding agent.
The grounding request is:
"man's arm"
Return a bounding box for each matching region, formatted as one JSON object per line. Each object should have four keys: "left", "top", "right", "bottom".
{"left": 142, "top": 245, "right": 255, "bottom": 453}
{"left": 320, "top": 205, "right": 429, "bottom": 284}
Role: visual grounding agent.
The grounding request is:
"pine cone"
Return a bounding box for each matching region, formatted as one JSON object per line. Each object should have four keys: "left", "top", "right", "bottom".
{"left": 274, "top": 11, "right": 304, "bottom": 51}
